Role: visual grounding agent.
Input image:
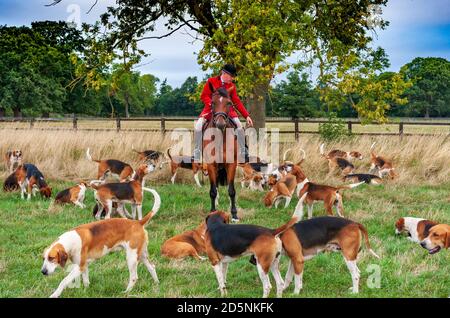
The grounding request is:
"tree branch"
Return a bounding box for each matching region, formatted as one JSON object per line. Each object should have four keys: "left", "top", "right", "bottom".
{"left": 86, "top": 0, "right": 99, "bottom": 14}
{"left": 136, "top": 21, "right": 194, "bottom": 41}
{"left": 45, "top": 0, "right": 63, "bottom": 6}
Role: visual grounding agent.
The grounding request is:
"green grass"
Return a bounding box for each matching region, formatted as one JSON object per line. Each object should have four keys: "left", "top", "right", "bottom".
{"left": 0, "top": 179, "right": 449, "bottom": 298}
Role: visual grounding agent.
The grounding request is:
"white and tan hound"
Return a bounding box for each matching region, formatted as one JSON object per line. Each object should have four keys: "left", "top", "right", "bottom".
{"left": 296, "top": 180, "right": 364, "bottom": 219}
{"left": 41, "top": 189, "right": 160, "bottom": 298}
{"left": 395, "top": 217, "right": 438, "bottom": 244}
{"left": 420, "top": 223, "right": 450, "bottom": 254}
{"left": 369, "top": 142, "right": 398, "bottom": 179}
{"left": 161, "top": 221, "right": 207, "bottom": 260}
{"left": 4, "top": 149, "right": 23, "bottom": 173}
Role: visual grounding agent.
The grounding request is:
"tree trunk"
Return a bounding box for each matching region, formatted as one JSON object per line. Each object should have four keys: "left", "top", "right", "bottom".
{"left": 107, "top": 90, "right": 115, "bottom": 118}
{"left": 13, "top": 108, "right": 22, "bottom": 118}
{"left": 0, "top": 107, "right": 5, "bottom": 118}
{"left": 42, "top": 112, "right": 50, "bottom": 118}
{"left": 247, "top": 82, "right": 269, "bottom": 130}
{"left": 124, "top": 93, "right": 130, "bottom": 118}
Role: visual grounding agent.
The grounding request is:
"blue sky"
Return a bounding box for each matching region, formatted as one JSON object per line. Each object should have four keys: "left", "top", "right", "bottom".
{"left": 1, "top": 0, "right": 449, "bottom": 87}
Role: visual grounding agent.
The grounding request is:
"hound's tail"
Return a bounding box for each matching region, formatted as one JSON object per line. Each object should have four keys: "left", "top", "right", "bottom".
{"left": 140, "top": 187, "right": 161, "bottom": 227}
{"left": 319, "top": 143, "right": 325, "bottom": 156}
{"left": 356, "top": 223, "right": 381, "bottom": 259}
{"left": 86, "top": 148, "right": 100, "bottom": 162}
{"left": 87, "top": 180, "right": 104, "bottom": 190}
{"left": 273, "top": 192, "right": 308, "bottom": 236}
{"left": 337, "top": 181, "right": 365, "bottom": 190}
{"left": 370, "top": 142, "right": 377, "bottom": 159}
{"left": 283, "top": 148, "right": 292, "bottom": 161}
{"left": 297, "top": 148, "right": 306, "bottom": 165}
{"left": 166, "top": 147, "right": 173, "bottom": 160}
{"left": 131, "top": 144, "right": 141, "bottom": 154}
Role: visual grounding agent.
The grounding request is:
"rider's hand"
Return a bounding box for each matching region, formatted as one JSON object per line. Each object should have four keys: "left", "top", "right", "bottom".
{"left": 246, "top": 116, "right": 254, "bottom": 127}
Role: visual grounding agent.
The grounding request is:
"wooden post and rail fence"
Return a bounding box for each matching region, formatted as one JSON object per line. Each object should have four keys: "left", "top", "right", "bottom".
{"left": 0, "top": 115, "right": 449, "bottom": 141}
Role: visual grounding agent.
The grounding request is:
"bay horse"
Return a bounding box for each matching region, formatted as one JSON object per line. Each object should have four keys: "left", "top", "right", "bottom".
{"left": 202, "top": 86, "right": 240, "bottom": 222}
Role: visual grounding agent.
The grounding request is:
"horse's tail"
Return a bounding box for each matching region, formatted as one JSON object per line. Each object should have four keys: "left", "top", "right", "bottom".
{"left": 218, "top": 167, "right": 227, "bottom": 186}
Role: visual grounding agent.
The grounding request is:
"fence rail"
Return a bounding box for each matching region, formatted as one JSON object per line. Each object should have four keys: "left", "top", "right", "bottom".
{"left": 1, "top": 116, "right": 449, "bottom": 140}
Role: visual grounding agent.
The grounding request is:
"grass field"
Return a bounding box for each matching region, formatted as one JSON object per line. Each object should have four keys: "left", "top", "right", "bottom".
{"left": 0, "top": 129, "right": 449, "bottom": 298}
{"left": 0, "top": 179, "right": 449, "bottom": 298}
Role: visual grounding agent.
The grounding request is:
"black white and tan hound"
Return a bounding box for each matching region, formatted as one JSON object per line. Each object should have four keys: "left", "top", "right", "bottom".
{"left": 16, "top": 163, "right": 52, "bottom": 200}
{"left": 279, "top": 193, "right": 380, "bottom": 294}
{"left": 86, "top": 148, "right": 135, "bottom": 183}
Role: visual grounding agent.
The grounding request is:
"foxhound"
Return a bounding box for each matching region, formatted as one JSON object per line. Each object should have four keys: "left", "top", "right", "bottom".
{"left": 161, "top": 221, "right": 207, "bottom": 260}
{"left": 204, "top": 210, "right": 301, "bottom": 298}
{"left": 41, "top": 188, "right": 160, "bottom": 298}
{"left": 395, "top": 217, "right": 438, "bottom": 244}
{"left": 86, "top": 148, "right": 135, "bottom": 183}
{"left": 279, "top": 193, "right": 380, "bottom": 294}
{"left": 4, "top": 149, "right": 23, "bottom": 173}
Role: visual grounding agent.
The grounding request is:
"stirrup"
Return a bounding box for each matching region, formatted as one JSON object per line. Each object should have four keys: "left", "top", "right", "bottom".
{"left": 193, "top": 149, "right": 202, "bottom": 162}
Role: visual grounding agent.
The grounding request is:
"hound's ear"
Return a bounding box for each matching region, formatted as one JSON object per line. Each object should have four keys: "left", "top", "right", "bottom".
{"left": 445, "top": 232, "right": 449, "bottom": 249}
{"left": 57, "top": 249, "right": 68, "bottom": 268}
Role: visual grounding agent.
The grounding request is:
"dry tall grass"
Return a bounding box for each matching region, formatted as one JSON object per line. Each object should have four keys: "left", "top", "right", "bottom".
{"left": 0, "top": 129, "right": 449, "bottom": 185}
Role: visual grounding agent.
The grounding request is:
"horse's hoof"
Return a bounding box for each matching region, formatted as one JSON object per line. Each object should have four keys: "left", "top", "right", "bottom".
{"left": 231, "top": 217, "right": 240, "bottom": 223}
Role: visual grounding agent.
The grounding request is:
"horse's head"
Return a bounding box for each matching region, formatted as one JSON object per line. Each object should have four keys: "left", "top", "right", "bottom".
{"left": 211, "top": 86, "right": 234, "bottom": 131}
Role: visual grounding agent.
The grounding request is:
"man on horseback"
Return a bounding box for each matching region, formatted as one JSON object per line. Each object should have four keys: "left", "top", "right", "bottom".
{"left": 193, "top": 64, "right": 253, "bottom": 163}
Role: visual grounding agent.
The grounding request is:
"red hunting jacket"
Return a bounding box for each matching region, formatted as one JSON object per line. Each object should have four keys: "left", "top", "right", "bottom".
{"left": 199, "top": 76, "right": 249, "bottom": 120}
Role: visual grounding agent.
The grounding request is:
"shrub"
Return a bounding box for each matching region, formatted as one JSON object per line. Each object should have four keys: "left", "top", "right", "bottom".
{"left": 318, "top": 112, "right": 349, "bottom": 141}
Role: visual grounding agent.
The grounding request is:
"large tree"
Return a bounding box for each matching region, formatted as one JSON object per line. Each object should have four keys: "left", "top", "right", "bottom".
{"left": 0, "top": 25, "right": 68, "bottom": 117}
{"left": 49, "top": 0, "right": 392, "bottom": 128}
{"left": 400, "top": 57, "right": 450, "bottom": 118}
{"left": 269, "top": 70, "right": 322, "bottom": 118}
{"left": 318, "top": 47, "right": 411, "bottom": 122}
{"left": 153, "top": 77, "right": 202, "bottom": 116}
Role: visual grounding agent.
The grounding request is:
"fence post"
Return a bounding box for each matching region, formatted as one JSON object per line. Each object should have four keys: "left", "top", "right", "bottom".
{"left": 399, "top": 122, "right": 404, "bottom": 140}
{"left": 348, "top": 121, "right": 352, "bottom": 134}
{"left": 29, "top": 118, "right": 35, "bottom": 129}
{"left": 116, "top": 117, "right": 121, "bottom": 132}
{"left": 73, "top": 115, "right": 77, "bottom": 131}
{"left": 160, "top": 117, "right": 166, "bottom": 134}
{"left": 294, "top": 118, "right": 299, "bottom": 141}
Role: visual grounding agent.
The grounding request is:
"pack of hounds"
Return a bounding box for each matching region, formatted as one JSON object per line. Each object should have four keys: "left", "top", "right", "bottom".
{"left": 2, "top": 143, "right": 448, "bottom": 298}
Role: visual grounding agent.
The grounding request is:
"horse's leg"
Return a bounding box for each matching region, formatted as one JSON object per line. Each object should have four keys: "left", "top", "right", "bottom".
{"left": 226, "top": 164, "right": 238, "bottom": 222}
{"left": 208, "top": 166, "right": 218, "bottom": 212}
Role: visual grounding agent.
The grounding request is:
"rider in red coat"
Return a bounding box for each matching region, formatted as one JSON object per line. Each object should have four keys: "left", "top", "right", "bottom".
{"left": 194, "top": 64, "right": 253, "bottom": 162}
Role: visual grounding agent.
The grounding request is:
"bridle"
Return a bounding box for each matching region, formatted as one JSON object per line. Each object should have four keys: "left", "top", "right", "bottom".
{"left": 209, "top": 82, "right": 237, "bottom": 129}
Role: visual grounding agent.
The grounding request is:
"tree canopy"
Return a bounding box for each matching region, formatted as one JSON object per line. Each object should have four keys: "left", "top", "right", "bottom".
{"left": 48, "top": 0, "right": 402, "bottom": 127}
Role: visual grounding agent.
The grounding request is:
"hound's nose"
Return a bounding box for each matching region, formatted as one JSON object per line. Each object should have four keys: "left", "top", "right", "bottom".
{"left": 41, "top": 268, "right": 48, "bottom": 276}
{"left": 420, "top": 242, "right": 426, "bottom": 248}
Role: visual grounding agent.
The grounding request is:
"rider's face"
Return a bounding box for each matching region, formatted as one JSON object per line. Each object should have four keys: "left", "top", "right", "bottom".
{"left": 221, "top": 72, "right": 234, "bottom": 83}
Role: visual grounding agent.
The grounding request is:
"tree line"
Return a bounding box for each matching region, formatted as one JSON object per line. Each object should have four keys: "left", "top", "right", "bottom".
{"left": 0, "top": 21, "right": 449, "bottom": 119}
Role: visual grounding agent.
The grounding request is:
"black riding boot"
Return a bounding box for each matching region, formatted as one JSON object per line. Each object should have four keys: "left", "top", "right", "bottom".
{"left": 193, "top": 128, "right": 202, "bottom": 162}
{"left": 236, "top": 127, "right": 249, "bottom": 163}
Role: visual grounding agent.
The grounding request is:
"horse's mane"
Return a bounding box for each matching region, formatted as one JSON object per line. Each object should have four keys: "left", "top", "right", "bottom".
{"left": 216, "top": 87, "right": 229, "bottom": 98}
